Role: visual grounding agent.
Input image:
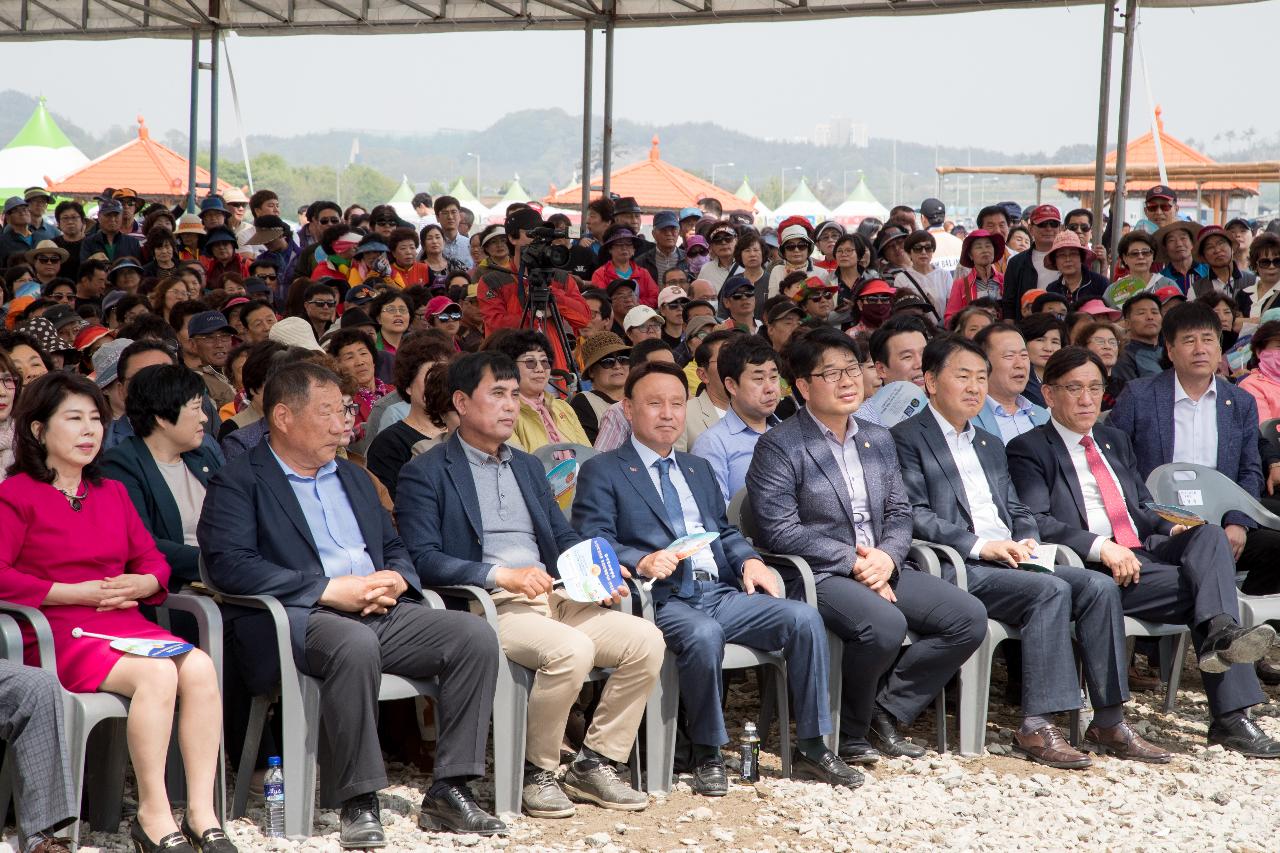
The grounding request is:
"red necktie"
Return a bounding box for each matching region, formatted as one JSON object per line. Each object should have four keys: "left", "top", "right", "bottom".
{"left": 1080, "top": 435, "right": 1142, "bottom": 549}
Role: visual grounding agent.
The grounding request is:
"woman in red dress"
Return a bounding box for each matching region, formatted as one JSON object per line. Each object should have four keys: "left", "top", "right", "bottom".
{"left": 0, "top": 373, "right": 234, "bottom": 853}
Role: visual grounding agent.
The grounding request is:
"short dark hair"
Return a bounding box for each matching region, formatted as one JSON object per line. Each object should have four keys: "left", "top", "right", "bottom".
{"left": 392, "top": 330, "right": 456, "bottom": 398}
{"left": 693, "top": 329, "right": 743, "bottom": 370}
{"left": 868, "top": 314, "right": 929, "bottom": 365}
{"left": 239, "top": 340, "right": 289, "bottom": 401}
{"left": 922, "top": 333, "right": 989, "bottom": 380}
{"left": 1064, "top": 208, "right": 1093, "bottom": 226}
{"left": 1121, "top": 291, "right": 1162, "bottom": 317}
{"left": 9, "top": 372, "right": 110, "bottom": 483}
{"left": 1031, "top": 292, "right": 1068, "bottom": 314}
{"left": 629, "top": 338, "right": 673, "bottom": 365}
{"left": 368, "top": 290, "right": 410, "bottom": 325}
{"left": 54, "top": 200, "right": 85, "bottom": 221}
{"left": 168, "top": 299, "right": 209, "bottom": 335}
{"left": 324, "top": 328, "right": 377, "bottom": 361}
{"left": 1248, "top": 232, "right": 1280, "bottom": 271}
{"left": 1117, "top": 230, "right": 1156, "bottom": 259}
{"left": 1249, "top": 321, "right": 1280, "bottom": 369}
{"left": 487, "top": 328, "right": 553, "bottom": 366}
{"left": 78, "top": 259, "right": 108, "bottom": 282}
{"left": 976, "top": 205, "right": 1009, "bottom": 229}
{"left": 581, "top": 287, "right": 612, "bottom": 321}
{"left": 587, "top": 198, "right": 614, "bottom": 222}
{"left": 118, "top": 339, "right": 180, "bottom": 384}
{"left": 388, "top": 226, "right": 418, "bottom": 254}
{"left": 1043, "top": 345, "right": 1107, "bottom": 387}
{"left": 1195, "top": 291, "right": 1237, "bottom": 318}
{"left": 624, "top": 360, "right": 687, "bottom": 399}
{"left": 263, "top": 361, "right": 342, "bottom": 425}
{"left": 249, "top": 189, "right": 278, "bottom": 213}
{"left": 433, "top": 195, "right": 460, "bottom": 215}
{"left": 116, "top": 314, "right": 179, "bottom": 347}
{"left": 125, "top": 364, "right": 206, "bottom": 438}
{"left": 303, "top": 282, "right": 337, "bottom": 302}
{"left": 239, "top": 299, "right": 275, "bottom": 327}
{"left": 784, "top": 326, "right": 861, "bottom": 381}
{"left": 1161, "top": 301, "right": 1219, "bottom": 342}
{"left": 448, "top": 351, "right": 518, "bottom": 398}
{"left": 1018, "top": 312, "right": 1066, "bottom": 344}
{"left": 972, "top": 321, "right": 1023, "bottom": 353}
{"left": 307, "top": 200, "right": 342, "bottom": 223}
{"left": 41, "top": 278, "right": 74, "bottom": 297}
{"left": 717, "top": 335, "right": 778, "bottom": 389}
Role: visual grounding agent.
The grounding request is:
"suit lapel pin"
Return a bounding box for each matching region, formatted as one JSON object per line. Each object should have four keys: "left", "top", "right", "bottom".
{"left": 1105, "top": 444, "right": 1111, "bottom": 450}
{"left": 980, "top": 440, "right": 986, "bottom": 446}
{"left": 687, "top": 467, "right": 694, "bottom": 474}
{"left": 863, "top": 441, "right": 871, "bottom": 448}
{"left": 201, "top": 466, "right": 209, "bottom": 473}
{"left": 1225, "top": 399, "right": 1232, "bottom": 406}
{"left": 629, "top": 466, "right": 639, "bottom": 473}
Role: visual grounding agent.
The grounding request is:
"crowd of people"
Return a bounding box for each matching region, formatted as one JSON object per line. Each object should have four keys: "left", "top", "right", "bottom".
{"left": 0, "top": 181, "right": 1279, "bottom": 852}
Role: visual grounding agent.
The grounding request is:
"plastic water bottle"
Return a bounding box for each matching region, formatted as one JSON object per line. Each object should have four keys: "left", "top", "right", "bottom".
{"left": 739, "top": 721, "right": 761, "bottom": 783}
{"left": 264, "top": 755, "right": 285, "bottom": 837}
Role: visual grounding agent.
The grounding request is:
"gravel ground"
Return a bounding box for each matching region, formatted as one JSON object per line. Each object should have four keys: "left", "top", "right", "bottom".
{"left": 57, "top": 654, "right": 1280, "bottom": 853}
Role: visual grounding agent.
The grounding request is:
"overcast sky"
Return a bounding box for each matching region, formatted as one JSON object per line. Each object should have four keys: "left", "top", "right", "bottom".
{"left": 4, "top": 2, "right": 1274, "bottom": 153}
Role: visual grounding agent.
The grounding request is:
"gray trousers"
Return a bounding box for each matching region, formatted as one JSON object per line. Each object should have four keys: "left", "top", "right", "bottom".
{"left": 0, "top": 661, "right": 76, "bottom": 842}
{"left": 303, "top": 602, "right": 500, "bottom": 802}
{"left": 964, "top": 563, "right": 1128, "bottom": 716}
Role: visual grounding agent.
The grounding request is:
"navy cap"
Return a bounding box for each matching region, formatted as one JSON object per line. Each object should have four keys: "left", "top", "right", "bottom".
{"left": 243, "top": 277, "right": 271, "bottom": 296}
{"left": 97, "top": 199, "right": 124, "bottom": 215}
{"left": 187, "top": 310, "right": 236, "bottom": 337}
{"left": 203, "top": 226, "right": 238, "bottom": 247}
{"left": 3, "top": 196, "right": 28, "bottom": 214}
{"left": 353, "top": 240, "right": 389, "bottom": 256}
{"left": 345, "top": 283, "right": 378, "bottom": 304}
{"left": 200, "top": 196, "right": 227, "bottom": 214}
{"left": 721, "top": 275, "right": 755, "bottom": 297}
{"left": 652, "top": 211, "right": 679, "bottom": 230}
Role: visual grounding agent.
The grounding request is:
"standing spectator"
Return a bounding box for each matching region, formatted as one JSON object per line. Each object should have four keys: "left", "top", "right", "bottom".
{"left": 1044, "top": 232, "right": 1109, "bottom": 310}
{"left": 1139, "top": 185, "right": 1179, "bottom": 232}
{"left": 591, "top": 227, "right": 658, "bottom": 308}
{"left": 53, "top": 201, "right": 87, "bottom": 282}
{"left": 636, "top": 211, "right": 685, "bottom": 285}
{"left": 434, "top": 195, "right": 474, "bottom": 269}
{"left": 80, "top": 199, "right": 143, "bottom": 263}
{"left": 1001, "top": 205, "right": 1063, "bottom": 320}
{"left": 945, "top": 230, "right": 1005, "bottom": 325}
{"left": 894, "top": 231, "right": 950, "bottom": 317}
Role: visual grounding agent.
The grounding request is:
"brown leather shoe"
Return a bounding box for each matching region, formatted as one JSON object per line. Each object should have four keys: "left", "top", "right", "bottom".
{"left": 1127, "top": 664, "right": 1163, "bottom": 693}
{"left": 1083, "top": 720, "right": 1172, "bottom": 764}
{"left": 1012, "top": 725, "right": 1093, "bottom": 769}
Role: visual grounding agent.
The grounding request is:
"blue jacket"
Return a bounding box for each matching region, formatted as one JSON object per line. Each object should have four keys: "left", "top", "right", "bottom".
{"left": 1107, "top": 369, "right": 1262, "bottom": 529}
{"left": 574, "top": 439, "right": 757, "bottom": 604}
{"left": 101, "top": 435, "right": 222, "bottom": 587}
{"left": 395, "top": 433, "right": 581, "bottom": 588}
{"left": 197, "top": 439, "right": 422, "bottom": 669}
{"left": 970, "top": 397, "right": 1050, "bottom": 443}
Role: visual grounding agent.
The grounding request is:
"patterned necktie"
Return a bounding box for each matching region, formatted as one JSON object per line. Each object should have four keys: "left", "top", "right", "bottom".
{"left": 1079, "top": 435, "right": 1141, "bottom": 549}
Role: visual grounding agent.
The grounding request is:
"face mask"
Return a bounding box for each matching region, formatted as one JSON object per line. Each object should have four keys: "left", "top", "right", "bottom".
{"left": 859, "top": 303, "right": 893, "bottom": 325}
{"left": 687, "top": 254, "right": 708, "bottom": 276}
{"left": 1259, "top": 349, "right": 1280, "bottom": 382}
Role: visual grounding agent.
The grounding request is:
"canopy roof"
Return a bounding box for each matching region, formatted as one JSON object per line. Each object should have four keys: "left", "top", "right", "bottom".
{"left": 831, "top": 175, "right": 888, "bottom": 222}
{"left": 446, "top": 177, "right": 489, "bottom": 218}
{"left": 545, "top": 136, "right": 748, "bottom": 212}
{"left": 770, "top": 177, "right": 829, "bottom": 224}
{"left": 0, "top": 0, "right": 1257, "bottom": 40}
{"left": 0, "top": 98, "right": 89, "bottom": 195}
{"left": 46, "top": 116, "right": 231, "bottom": 199}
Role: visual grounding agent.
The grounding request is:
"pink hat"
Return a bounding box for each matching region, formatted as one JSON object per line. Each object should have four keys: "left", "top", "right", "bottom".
{"left": 425, "top": 295, "right": 460, "bottom": 316}
{"left": 1043, "top": 231, "right": 1097, "bottom": 271}
{"left": 657, "top": 285, "right": 688, "bottom": 307}
{"left": 1077, "top": 299, "right": 1122, "bottom": 321}
{"left": 959, "top": 229, "right": 1006, "bottom": 268}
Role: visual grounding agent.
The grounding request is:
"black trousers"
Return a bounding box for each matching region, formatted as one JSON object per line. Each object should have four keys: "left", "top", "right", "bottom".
{"left": 303, "top": 601, "right": 500, "bottom": 802}
{"left": 1102, "top": 524, "right": 1265, "bottom": 718}
{"left": 1238, "top": 525, "right": 1280, "bottom": 596}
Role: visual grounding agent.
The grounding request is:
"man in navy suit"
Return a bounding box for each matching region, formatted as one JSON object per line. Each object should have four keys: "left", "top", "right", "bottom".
{"left": 199, "top": 362, "right": 507, "bottom": 845}
{"left": 1007, "top": 347, "right": 1280, "bottom": 758}
{"left": 1108, "top": 301, "right": 1280, "bottom": 605}
{"left": 747, "top": 327, "right": 986, "bottom": 765}
{"left": 573, "top": 361, "right": 862, "bottom": 794}
{"left": 893, "top": 336, "right": 1167, "bottom": 766}
{"left": 397, "top": 352, "right": 662, "bottom": 819}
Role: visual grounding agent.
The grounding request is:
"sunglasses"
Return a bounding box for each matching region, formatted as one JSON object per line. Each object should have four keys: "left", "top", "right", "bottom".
{"left": 49, "top": 292, "right": 74, "bottom": 302}
{"left": 433, "top": 310, "right": 462, "bottom": 322}
{"left": 596, "top": 354, "right": 631, "bottom": 370}
{"left": 307, "top": 300, "right": 337, "bottom": 308}
{"left": 686, "top": 248, "right": 709, "bottom": 257}
{"left": 909, "top": 245, "right": 934, "bottom": 254}
{"left": 727, "top": 291, "right": 754, "bottom": 301}
{"left": 783, "top": 242, "right": 810, "bottom": 252}
{"left": 663, "top": 298, "right": 690, "bottom": 309}
{"left": 858, "top": 295, "right": 891, "bottom": 304}
{"left": 258, "top": 273, "right": 278, "bottom": 281}
{"left": 1065, "top": 223, "right": 1091, "bottom": 233}
{"left": 34, "top": 255, "right": 62, "bottom": 264}
{"left": 1256, "top": 257, "right": 1280, "bottom": 269}
{"left": 374, "top": 219, "right": 398, "bottom": 227}
{"left": 1146, "top": 202, "right": 1173, "bottom": 211}
{"left": 711, "top": 234, "right": 735, "bottom": 245}
{"left": 1034, "top": 220, "right": 1061, "bottom": 229}
{"left": 317, "top": 217, "right": 341, "bottom": 225}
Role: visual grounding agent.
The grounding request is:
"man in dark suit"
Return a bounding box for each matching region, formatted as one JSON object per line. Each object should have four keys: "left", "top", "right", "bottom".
{"left": 893, "top": 336, "right": 1167, "bottom": 766}
{"left": 574, "top": 361, "right": 862, "bottom": 794}
{"left": 198, "top": 362, "right": 507, "bottom": 845}
{"left": 397, "top": 352, "right": 662, "bottom": 819}
{"left": 1007, "top": 347, "right": 1280, "bottom": 758}
{"left": 746, "top": 328, "right": 987, "bottom": 765}
{"left": 1108, "top": 301, "right": 1280, "bottom": 603}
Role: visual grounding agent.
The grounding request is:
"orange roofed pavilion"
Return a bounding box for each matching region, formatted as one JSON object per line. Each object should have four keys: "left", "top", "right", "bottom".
{"left": 544, "top": 136, "right": 752, "bottom": 213}
{"left": 46, "top": 116, "right": 233, "bottom": 201}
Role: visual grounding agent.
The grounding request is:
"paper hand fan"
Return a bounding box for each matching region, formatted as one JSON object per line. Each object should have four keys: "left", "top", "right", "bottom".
{"left": 641, "top": 531, "right": 721, "bottom": 590}
{"left": 554, "top": 537, "right": 625, "bottom": 603}
{"left": 72, "top": 627, "right": 194, "bottom": 658}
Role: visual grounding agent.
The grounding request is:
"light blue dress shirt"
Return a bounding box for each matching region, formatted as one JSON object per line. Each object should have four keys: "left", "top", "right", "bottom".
{"left": 270, "top": 445, "right": 376, "bottom": 579}
{"left": 630, "top": 436, "right": 719, "bottom": 580}
{"left": 691, "top": 406, "right": 780, "bottom": 504}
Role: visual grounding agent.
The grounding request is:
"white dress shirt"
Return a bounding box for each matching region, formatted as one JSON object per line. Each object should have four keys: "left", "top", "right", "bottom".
{"left": 928, "top": 406, "right": 1012, "bottom": 559}
{"left": 808, "top": 410, "right": 876, "bottom": 548}
{"left": 1050, "top": 418, "right": 1140, "bottom": 561}
{"left": 1172, "top": 376, "right": 1219, "bottom": 467}
{"left": 631, "top": 436, "right": 719, "bottom": 580}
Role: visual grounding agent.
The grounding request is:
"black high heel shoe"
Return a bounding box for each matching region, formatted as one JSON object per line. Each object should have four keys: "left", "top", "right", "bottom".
{"left": 130, "top": 817, "right": 195, "bottom": 853}
{"left": 180, "top": 816, "right": 238, "bottom": 853}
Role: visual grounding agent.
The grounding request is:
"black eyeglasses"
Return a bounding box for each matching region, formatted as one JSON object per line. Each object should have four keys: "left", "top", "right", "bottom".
{"left": 433, "top": 310, "right": 462, "bottom": 322}
{"left": 686, "top": 248, "right": 708, "bottom": 257}
{"left": 596, "top": 354, "right": 631, "bottom": 370}
{"left": 858, "top": 295, "right": 891, "bottom": 304}
{"left": 259, "top": 273, "right": 279, "bottom": 281}
{"left": 664, "top": 298, "right": 690, "bottom": 309}
{"left": 317, "top": 217, "right": 341, "bottom": 225}
{"left": 307, "top": 300, "right": 337, "bottom": 309}
{"left": 374, "top": 219, "right": 398, "bottom": 227}
{"left": 783, "top": 242, "right": 810, "bottom": 252}
{"left": 728, "top": 291, "right": 754, "bottom": 301}
{"left": 809, "top": 365, "right": 863, "bottom": 383}
{"left": 49, "top": 292, "right": 75, "bottom": 302}
{"left": 1065, "top": 223, "right": 1091, "bottom": 233}
{"left": 1035, "top": 221, "right": 1061, "bottom": 229}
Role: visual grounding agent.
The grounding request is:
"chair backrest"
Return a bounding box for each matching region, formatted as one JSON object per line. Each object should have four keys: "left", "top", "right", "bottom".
{"left": 1145, "top": 462, "right": 1280, "bottom": 531}
{"left": 727, "top": 487, "right": 756, "bottom": 543}
{"left": 197, "top": 554, "right": 229, "bottom": 598}
{"left": 532, "top": 442, "right": 598, "bottom": 473}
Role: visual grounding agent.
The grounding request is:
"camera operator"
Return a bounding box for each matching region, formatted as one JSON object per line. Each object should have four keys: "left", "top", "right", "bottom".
{"left": 478, "top": 205, "right": 591, "bottom": 373}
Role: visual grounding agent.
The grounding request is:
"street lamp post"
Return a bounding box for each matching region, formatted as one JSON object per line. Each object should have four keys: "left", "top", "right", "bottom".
{"left": 465, "top": 151, "right": 481, "bottom": 197}
{"left": 780, "top": 165, "right": 802, "bottom": 204}
{"left": 711, "top": 162, "right": 735, "bottom": 187}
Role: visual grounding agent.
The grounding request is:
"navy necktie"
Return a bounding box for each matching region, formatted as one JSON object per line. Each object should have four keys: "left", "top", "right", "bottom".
{"left": 655, "top": 458, "right": 694, "bottom": 597}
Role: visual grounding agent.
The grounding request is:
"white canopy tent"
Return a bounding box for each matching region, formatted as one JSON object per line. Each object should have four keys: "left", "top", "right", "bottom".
{"left": 771, "top": 178, "right": 829, "bottom": 226}
{"left": 830, "top": 176, "right": 888, "bottom": 225}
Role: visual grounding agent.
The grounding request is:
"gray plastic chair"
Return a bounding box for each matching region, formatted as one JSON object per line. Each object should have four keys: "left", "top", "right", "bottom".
{"left": 432, "top": 584, "right": 642, "bottom": 813}
{"left": 199, "top": 558, "right": 447, "bottom": 838}
{"left": 730, "top": 489, "right": 948, "bottom": 755}
{"left": 1146, "top": 461, "right": 1280, "bottom": 629}
{"left": 0, "top": 592, "right": 224, "bottom": 848}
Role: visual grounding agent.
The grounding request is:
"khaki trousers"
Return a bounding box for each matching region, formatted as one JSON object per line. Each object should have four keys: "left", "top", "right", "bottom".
{"left": 490, "top": 590, "right": 666, "bottom": 770}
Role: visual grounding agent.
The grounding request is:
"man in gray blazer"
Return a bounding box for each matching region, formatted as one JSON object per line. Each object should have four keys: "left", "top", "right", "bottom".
{"left": 892, "top": 335, "right": 1169, "bottom": 767}
{"left": 747, "top": 327, "right": 987, "bottom": 765}
{"left": 0, "top": 661, "right": 77, "bottom": 853}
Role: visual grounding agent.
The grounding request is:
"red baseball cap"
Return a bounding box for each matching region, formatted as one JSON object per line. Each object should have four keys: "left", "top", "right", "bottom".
{"left": 1028, "top": 205, "right": 1062, "bottom": 225}
{"left": 856, "top": 279, "right": 895, "bottom": 298}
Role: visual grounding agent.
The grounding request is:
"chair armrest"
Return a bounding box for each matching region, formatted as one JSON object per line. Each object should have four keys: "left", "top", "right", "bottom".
{"left": 1058, "top": 547, "right": 1085, "bottom": 569}
{"left": 158, "top": 590, "right": 224, "bottom": 687}
{"left": 625, "top": 578, "right": 658, "bottom": 623}
{"left": 0, "top": 615, "right": 21, "bottom": 664}
{"left": 420, "top": 589, "right": 445, "bottom": 610}
{"left": 205, "top": 591, "right": 301, "bottom": 688}
{"left": 0, "top": 601, "right": 56, "bottom": 674}
{"left": 757, "top": 551, "right": 818, "bottom": 607}
{"left": 429, "top": 584, "right": 500, "bottom": 628}
{"left": 911, "top": 540, "right": 967, "bottom": 590}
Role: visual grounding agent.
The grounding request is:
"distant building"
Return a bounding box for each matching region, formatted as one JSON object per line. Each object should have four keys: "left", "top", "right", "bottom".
{"left": 814, "top": 117, "right": 868, "bottom": 149}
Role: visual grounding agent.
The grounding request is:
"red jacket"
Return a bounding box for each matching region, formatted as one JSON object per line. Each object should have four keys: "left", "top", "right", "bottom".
{"left": 479, "top": 266, "right": 591, "bottom": 373}
{"left": 201, "top": 254, "right": 251, "bottom": 291}
{"left": 590, "top": 263, "right": 658, "bottom": 308}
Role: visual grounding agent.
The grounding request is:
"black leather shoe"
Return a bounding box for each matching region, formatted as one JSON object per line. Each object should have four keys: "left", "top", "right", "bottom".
{"left": 1198, "top": 624, "right": 1277, "bottom": 674}
{"left": 1208, "top": 716, "right": 1280, "bottom": 759}
{"left": 419, "top": 783, "right": 508, "bottom": 836}
{"left": 130, "top": 818, "right": 195, "bottom": 852}
{"left": 1256, "top": 659, "right": 1280, "bottom": 686}
{"left": 837, "top": 738, "right": 881, "bottom": 765}
{"left": 179, "top": 817, "right": 238, "bottom": 853}
{"left": 870, "top": 709, "right": 926, "bottom": 758}
{"left": 689, "top": 755, "right": 728, "bottom": 797}
{"left": 339, "top": 793, "right": 385, "bottom": 849}
{"left": 792, "top": 748, "right": 864, "bottom": 788}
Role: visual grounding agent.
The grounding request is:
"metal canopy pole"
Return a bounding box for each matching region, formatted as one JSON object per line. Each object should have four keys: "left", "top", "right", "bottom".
{"left": 209, "top": 25, "right": 221, "bottom": 194}
{"left": 1108, "top": 0, "right": 1139, "bottom": 266}
{"left": 1091, "top": 0, "right": 1115, "bottom": 256}
{"left": 187, "top": 29, "right": 200, "bottom": 212}
{"left": 580, "top": 20, "right": 593, "bottom": 222}
{"left": 601, "top": 12, "right": 614, "bottom": 198}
